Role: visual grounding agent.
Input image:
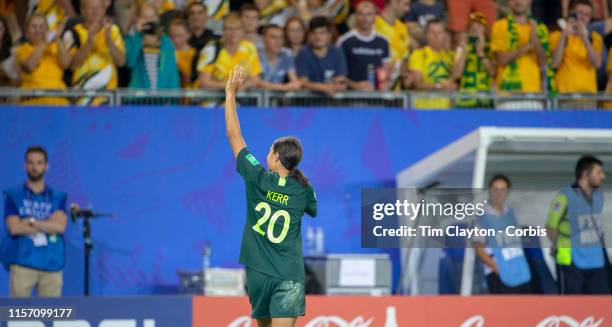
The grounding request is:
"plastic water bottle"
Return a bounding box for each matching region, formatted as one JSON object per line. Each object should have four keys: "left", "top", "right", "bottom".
{"left": 367, "top": 64, "right": 376, "bottom": 90}
{"left": 305, "top": 226, "right": 316, "bottom": 256}
{"left": 203, "top": 240, "right": 211, "bottom": 271}
{"left": 202, "top": 240, "right": 211, "bottom": 295}
{"left": 384, "top": 306, "right": 398, "bottom": 327}
{"left": 315, "top": 226, "right": 324, "bottom": 255}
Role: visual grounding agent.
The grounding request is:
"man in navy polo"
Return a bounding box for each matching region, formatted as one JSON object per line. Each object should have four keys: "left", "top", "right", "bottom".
{"left": 296, "top": 16, "right": 348, "bottom": 96}
{"left": 2, "top": 146, "right": 68, "bottom": 297}
{"left": 337, "top": 1, "right": 391, "bottom": 91}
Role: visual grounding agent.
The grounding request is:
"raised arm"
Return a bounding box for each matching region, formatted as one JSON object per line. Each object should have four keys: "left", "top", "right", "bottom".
{"left": 225, "top": 66, "right": 247, "bottom": 157}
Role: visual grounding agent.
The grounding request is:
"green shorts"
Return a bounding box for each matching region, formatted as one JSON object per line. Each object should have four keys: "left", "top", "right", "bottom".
{"left": 245, "top": 268, "right": 305, "bottom": 319}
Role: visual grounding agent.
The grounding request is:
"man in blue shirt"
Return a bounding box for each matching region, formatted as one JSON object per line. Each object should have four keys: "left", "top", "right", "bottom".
{"left": 337, "top": 1, "right": 391, "bottom": 91}
{"left": 2, "top": 146, "right": 67, "bottom": 297}
{"left": 296, "top": 16, "right": 348, "bottom": 96}
{"left": 258, "top": 24, "right": 302, "bottom": 92}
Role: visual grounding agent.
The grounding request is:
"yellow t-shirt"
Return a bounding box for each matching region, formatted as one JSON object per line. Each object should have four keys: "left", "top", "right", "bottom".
{"left": 16, "top": 42, "right": 66, "bottom": 89}
{"left": 198, "top": 40, "right": 262, "bottom": 82}
{"left": 409, "top": 46, "right": 454, "bottom": 109}
{"left": 550, "top": 31, "right": 602, "bottom": 93}
{"left": 65, "top": 23, "right": 125, "bottom": 90}
{"left": 176, "top": 47, "right": 197, "bottom": 88}
{"left": 491, "top": 18, "right": 542, "bottom": 93}
{"left": 375, "top": 16, "right": 409, "bottom": 62}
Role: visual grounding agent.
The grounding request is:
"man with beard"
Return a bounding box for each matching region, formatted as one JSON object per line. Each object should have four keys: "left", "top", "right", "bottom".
{"left": 2, "top": 146, "right": 67, "bottom": 297}
{"left": 547, "top": 156, "right": 609, "bottom": 294}
{"left": 491, "top": 0, "right": 553, "bottom": 110}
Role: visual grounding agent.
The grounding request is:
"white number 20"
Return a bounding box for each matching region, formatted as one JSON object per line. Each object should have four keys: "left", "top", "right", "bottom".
{"left": 252, "top": 202, "right": 291, "bottom": 243}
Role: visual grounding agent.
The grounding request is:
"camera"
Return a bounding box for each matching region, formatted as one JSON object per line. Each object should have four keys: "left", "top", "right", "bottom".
{"left": 142, "top": 22, "right": 159, "bottom": 35}
{"left": 569, "top": 11, "right": 578, "bottom": 20}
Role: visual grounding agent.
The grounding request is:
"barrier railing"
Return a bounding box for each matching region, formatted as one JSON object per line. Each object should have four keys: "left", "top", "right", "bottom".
{"left": 0, "top": 88, "right": 611, "bottom": 110}
{"left": 115, "top": 89, "right": 264, "bottom": 107}
{"left": 553, "top": 92, "right": 612, "bottom": 110}
{"left": 0, "top": 88, "right": 115, "bottom": 106}
{"left": 264, "top": 90, "right": 410, "bottom": 108}
{"left": 409, "top": 91, "right": 550, "bottom": 110}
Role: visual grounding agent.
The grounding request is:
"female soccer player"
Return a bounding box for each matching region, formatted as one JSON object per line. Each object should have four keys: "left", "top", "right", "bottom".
{"left": 224, "top": 66, "right": 317, "bottom": 327}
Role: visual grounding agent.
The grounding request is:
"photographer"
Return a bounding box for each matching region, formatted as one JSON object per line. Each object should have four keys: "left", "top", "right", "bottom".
{"left": 125, "top": 3, "right": 179, "bottom": 90}
{"left": 551, "top": 0, "right": 602, "bottom": 94}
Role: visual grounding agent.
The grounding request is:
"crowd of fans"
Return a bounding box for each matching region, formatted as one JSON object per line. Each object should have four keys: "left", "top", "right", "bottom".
{"left": 1, "top": 0, "right": 612, "bottom": 107}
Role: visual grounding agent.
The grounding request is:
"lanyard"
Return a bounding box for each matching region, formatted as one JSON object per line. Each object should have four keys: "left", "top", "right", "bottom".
{"left": 23, "top": 183, "right": 50, "bottom": 219}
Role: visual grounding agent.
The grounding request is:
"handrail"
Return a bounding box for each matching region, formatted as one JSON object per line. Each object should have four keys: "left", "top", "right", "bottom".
{"left": 0, "top": 88, "right": 610, "bottom": 110}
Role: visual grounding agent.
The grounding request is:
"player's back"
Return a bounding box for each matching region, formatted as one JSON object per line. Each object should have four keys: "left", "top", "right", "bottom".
{"left": 236, "top": 148, "right": 317, "bottom": 283}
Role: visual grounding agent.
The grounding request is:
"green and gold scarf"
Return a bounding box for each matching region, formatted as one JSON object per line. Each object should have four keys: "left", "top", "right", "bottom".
{"left": 457, "top": 37, "right": 493, "bottom": 108}
{"left": 500, "top": 14, "right": 556, "bottom": 94}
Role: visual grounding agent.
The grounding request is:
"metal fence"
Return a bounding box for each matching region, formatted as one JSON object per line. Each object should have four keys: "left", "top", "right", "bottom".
{"left": 0, "top": 88, "right": 115, "bottom": 106}
{"left": 0, "top": 88, "right": 611, "bottom": 110}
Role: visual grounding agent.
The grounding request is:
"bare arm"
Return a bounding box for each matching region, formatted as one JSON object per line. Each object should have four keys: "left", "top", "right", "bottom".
{"left": 5, "top": 216, "right": 39, "bottom": 236}
{"left": 475, "top": 242, "right": 499, "bottom": 274}
{"left": 71, "top": 37, "right": 95, "bottom": 70}
{"left": 606, "top": 73, "right": 612, "bottom": 92}
{"left": 495, "top": 44, "right": 532, "bottom": 67}
{"left": 530, "top": 21, "right": 547, "bottom": 67}
{"left": 224, "top": 66, "right": 247, "bottom": 157}
{"left": 580, "top": 32, "right": 602, "bottom": 69}
{"left": 259, "top": 71, "right": 302, "bottom": 91}
{"left": 533, "top": 41, "right": 547, "bottom": 67}
{"left": 482, "top": 56, "right": 497, "bottom": 77}
{"left": 552, "top": 32, "right": 568, "bottom": 69}
{"left": 452, "top": 46, "right": 468, "bottom": 80}
{"left": 300, "top": 77, "right": 335, "bottom": 94}
{"left": 21, "top": 43, "right": 46, "bottom": 73}
{"left": 200, "top": 72, "right": 227, "bottom": 90}
{"left": 104, "top": 23, "right": 125, "bottom": 67}
{"left": 266, "top": 70, "right": 302, "bottom": 91}
{"left": 346, "top": 78, "right": 374, "bottom": 91}
{"left": 258, "top": 72, "right": 302, "bottom": 92}
{"left": 412, "top": 70, "right": 456, "bottom": 91}
{"left": 412, "top": 70, "right": 438, "bottom": 90}
{"left": 546, "top": 227, "right": 559, "bottom": 257}
{"left": 32, "top": 210, "right": 67, "bottom": 234}
{"left": 56, "top": 38, "right": 71, "bottom": 70}
{"left": 562, "top": 0, "right": 570, "bottom": 18}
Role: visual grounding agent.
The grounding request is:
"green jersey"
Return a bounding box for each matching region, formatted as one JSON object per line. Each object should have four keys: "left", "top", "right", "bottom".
{"left": 237, "top": 148, "right": 317, "bottom": 283}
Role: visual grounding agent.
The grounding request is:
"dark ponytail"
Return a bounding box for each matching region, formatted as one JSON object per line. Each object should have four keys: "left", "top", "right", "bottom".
{"left": 272, "top": 136, "right": 310, "bottom": 187}
{"left": 289, "top": 168, "right": 310, "bottom": 187}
